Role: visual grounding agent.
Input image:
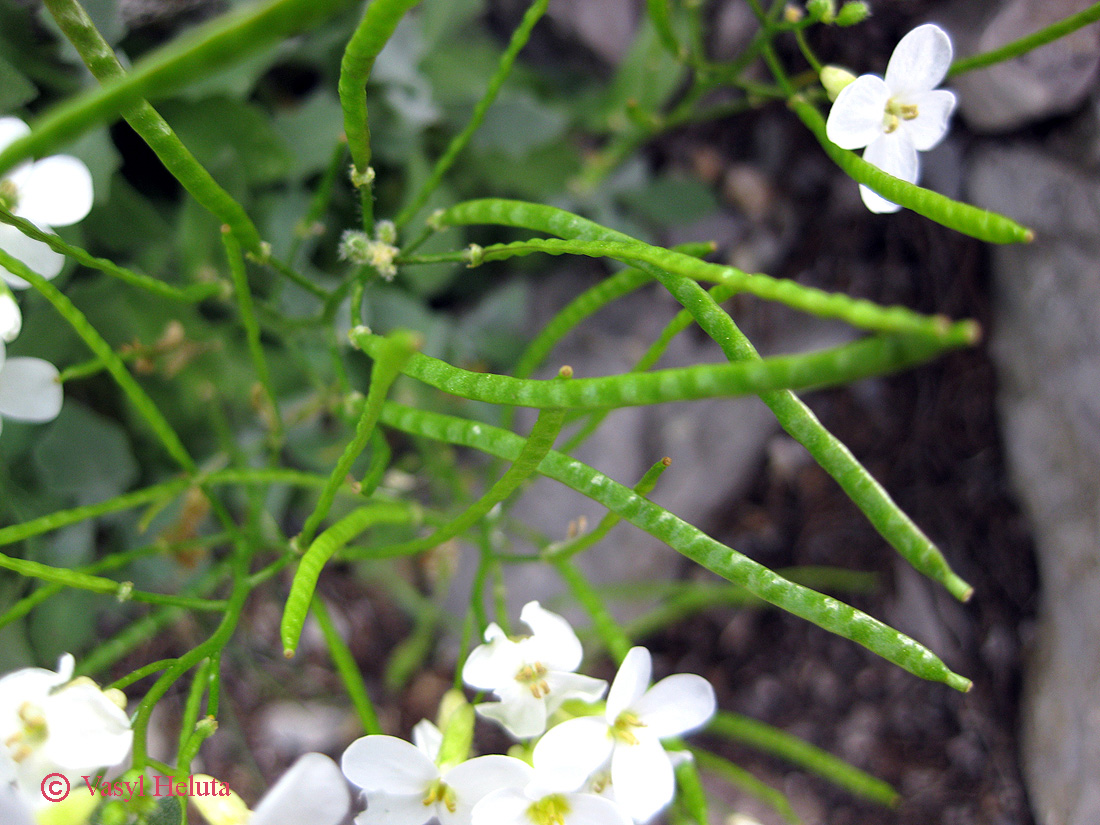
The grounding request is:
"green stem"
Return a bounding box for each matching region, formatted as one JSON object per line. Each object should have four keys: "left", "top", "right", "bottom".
{"left": 949, "top": 3, "right": 1100, "bottom": 76}
{"left": 312, "top": 596, "right": 382, "bottom": 734}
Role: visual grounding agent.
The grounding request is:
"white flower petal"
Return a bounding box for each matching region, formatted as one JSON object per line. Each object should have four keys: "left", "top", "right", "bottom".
{"left": 825, "top": 75, "right": 890, "bottom": 150}
{"left": 42, "top": 681, "right": 131, "bottom": 770}
{"left": 9, "top": 156, "right": 94, "bottom": 228}
{"left": 0, "top": 293, "right": 20, "bottom": 342}
{"left": 252, "top": 753, "right": 350, "bottom": 825}
{"left": 0, "top": 357, "right": 62, "bottom": 423}
{"left": 543, "top": 672, "right": 608, "bottom": 714}
{"left": 562, "top": 792, "right": 633, "bottom": 825}
{"left": 610, "top": 737, "right": 675, "bottom": 823}
{"left": 632, "top": 674, "right": 715, "bottom": 739}
{"left": 606, "top": 647, "right": 651, "bottom": 721}
{"left": 884, "top": 23, "right": 953, "bottom": 97}
{"left": 353, "top": 790, "right": 433, "bottom": 825}
{"left": 441, "top": 755, "right": 533, "bottom": 825}
{"left": 341, "top": 735, "right": 437, "bottom": 794}
{"left": 902, "top": 89, "right": 956, "bottom": 151}
{"left": 532, "top": 717, "right": 613, "bottom": 791}
{"left": 474, "top": 691, "right": 548, "bottom": 739}
{"left": 0, "top": 118, "right": 29, "bottom": 153}
{"left": 462, "top": 631, "right": 522, "bottom": 690}
{"left": 519, "top": 601, "right": 582, "bottom": 672}
{"left": 411, "top": 719, "right": 442, "bottom": 763}
{"left": 859, "top": 134, "right": 919, "bottom": 214}
{"left": 0, "top": 223, "right": 65, "bottom": 287}
{"left": 471, "top": 787, "right": 529, "bottom": 825}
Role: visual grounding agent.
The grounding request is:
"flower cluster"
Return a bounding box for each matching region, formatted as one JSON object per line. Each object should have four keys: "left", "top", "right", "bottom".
{"left": 342, "top": 601, "right": 717, "bottom": 825}
{"left": 824, "top": 24, "right": 957, "bottom": 213}
{"left": 0, "top": 654, "right": 133, "bottom": 820}
{"left": 0, "top": 115, "right": 93, "bottom": 435}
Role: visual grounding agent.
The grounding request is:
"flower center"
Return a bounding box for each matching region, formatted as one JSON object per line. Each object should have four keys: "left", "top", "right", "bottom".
{"left": 882, "top": 99, "right": 920, "bottom": 134}
{"left": 0, "top": 179, "right": 18, "bottom": 211}
{"left": 526, "top": 793, "right": 571, "bottom": 825}
{"left": 423, "top": 779, "right": 457, "bottom": 813}
{"left": 515, "top": 662, "right": 550, "bottom": 698}
{"left": 610, "top": 710, "right": 645, "bottom": 746}
{"left": 5, "top": 701, "right": 48, "bottom": 762}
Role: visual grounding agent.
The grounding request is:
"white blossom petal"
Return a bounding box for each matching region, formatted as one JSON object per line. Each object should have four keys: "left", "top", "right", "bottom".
{"left": 632, "top": 674, "right": 715, "bottom": 739}
{"left": 902, "top": 89, "right": 956, "bottom": 151}
{"left": 825, "top": 75, "right": 890, "bottom": 150}
{"left": 10, "top": 156, "right": 94, "bottom": 228}
{"left": 411, "top": 719, "right": 442, "bottom": 763}
{"left": 471, "top": 787, "right": 530, "bottom": 825}
{"left": 518, "top": 601, "right": 582, "bottom": 672}
{"left": 252, "top": 753, "right": 350, "bottom": 825}
{"left": 42, "top": 681, "right": 131, "bottom": 769}
{"left": 474, "top": 691, "right": 548, "bottom": 739}
{"left": 0, "top": 293, "right": 19, "bottom": 342}
{"left": 353, "top": 790, "right": 433, "bottom": 825}
{"left": 562, "top": 793, "right": 633, "bottom": 825}
{"left": 606, "top": 647, "right": 651, "bottom": 721}
{"left": 462, "top": 628, "right": 522, "bottom": 690}
{"left": 0, "top": 119, "right": 30, "bottom": 153}
{"left": 532, "top": 716, "right": 613, "bottom": 790}
{"left": 859, "top": 134, "right": 919, "bottom": 214}
{"left": 610, "top": 736, "right": 675, "bottom": 823}
{"left": 543, "top": 671, "right": 608, "bottom": 713}
{"left": 0, "top": 223, "right": 65, "bottom": 287}
{"left": 0, "top": 357, "right": 62, "bottom": 423}
{"left": 884, "top": 24, "right": 953, "bottom": 97}
{"left": 441, "top": 755, "right": 533, "bottom": 825}
{"left": 341, "top": 735, "right": 437, "bottom": 795}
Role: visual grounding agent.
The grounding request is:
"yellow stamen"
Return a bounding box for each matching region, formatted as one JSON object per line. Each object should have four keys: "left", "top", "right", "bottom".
{"left": 527, "top": 794, "right": 571, "bottom": 825}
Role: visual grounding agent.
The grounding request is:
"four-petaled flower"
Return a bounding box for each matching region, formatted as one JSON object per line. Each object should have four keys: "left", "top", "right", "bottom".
{"left": 0, "top": 654, "right": 132, "bottom": 809}
{"left": 341, "top": 730, "right": 531, "bottom": 825}
{"left": 191, "top": 752, "right": 350, "bottom": 825}
{"left": 0, "top": 339, "right": 63, "bottom": 437}
{"left": 825, "top": 23, "right": 957, "bottom": 213}
{"left": 471, "top": 778, "right": 632, "bottom": 825}
{"left": 532, "top": 647, "right": 716, "bottom": 823}
{"left": 0, "top": 117, "right": 94, "bottom": 287}
{"left": 462, "top": 601, "right": 607, "bottom": 739}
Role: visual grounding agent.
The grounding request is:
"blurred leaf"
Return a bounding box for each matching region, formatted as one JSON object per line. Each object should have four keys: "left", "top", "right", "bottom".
{"left": 618, "top": 175, "right": 718, "bottom": 225}
{"left": 272, "top": 91, "right": 344, "bottom": 179}
{"left": 470, "top": 90, "right": 568, "bottom": 159}
{"left": 0, "top": 54, "right": 36, "bottom": 110}
{"left": 146, "top": 796, "right": 183, "bottom": 825}
{"left": 453, "top": 279, "right": 529, "bottom": 367}
{"left": 31, "top": 586, "right": 98, "bottom": 663}
{"left": 160, "top": 97, "right": 293, "bottom": 185}
{"left": 34, "top": 402, "right": 139, "bottom": 506}
{"left": 69, "top": 126, "right": 122, "bottom": 207}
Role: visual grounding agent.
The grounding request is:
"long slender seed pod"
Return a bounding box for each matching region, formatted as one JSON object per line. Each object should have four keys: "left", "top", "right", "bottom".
{"left": 791, "top": 98, "right": 1033, "bottom": 244}
{"left": 41, "top": 0, "right": 264, "bottom": 253}
{"left": 313, "top": 597, "right": 382, "bottom": 734}
{"left": 346, "top": 400, "right": 568, "bottom": 559}
{"left": 282, "top": 503, "right": 414, "bottom": 656}
{"left": 352, "top": 328, "right": 966, "bottom": 409}
{"left": 0, "top": 0, "right": 359, "bottom": 176}
{"left": 690, "top": 749, "right": 799, "bottom": 824}
{"left": 396, "top": 0, "right": 550, "bottom": 228}
{"left": 377, "top": 402, "right": 972, "bottom": 692}
{"left": 297, "top": 329, "right": 420, "bottom": 548}
{"left": 553, "top": 556, "right": 633, "bottom": 663}
{"left": 433, "top": 199, "right": 974, "bottom": 601}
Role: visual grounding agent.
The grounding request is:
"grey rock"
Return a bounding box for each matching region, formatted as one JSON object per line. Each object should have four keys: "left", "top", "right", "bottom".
{"left": 968, "top": 145, "right": 1100, "bottom": 825}
{"left": 948, "top": 0, "right": 1100, "bottom": 132}
{"left": 547, "top": 0, "right": 641, "bottom": 65}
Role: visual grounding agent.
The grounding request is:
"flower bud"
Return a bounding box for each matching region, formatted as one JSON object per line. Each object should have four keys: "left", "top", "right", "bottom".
{"left": 820, "top": 65, "right": 858, "bottom": 100}
{"left": 805, "top": 0, "right": 835, "bottom": 22}
{"left": 835, "top": 1, "right": 870, "bottom": 25}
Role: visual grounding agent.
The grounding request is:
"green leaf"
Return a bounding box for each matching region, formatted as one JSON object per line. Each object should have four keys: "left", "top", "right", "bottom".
{"left": 33, "top": 402, "right": 139, "bottom": 506}
{"left": 470, "top": 90, "right": 568, "bottom": 159}
{"left": 146, "top": 795, "right": 183, "bottom": 825}
{"left": 272, "top": 91, "right": 345, "bottom": 178}
{"left": 618, "top": 175, "right": 718, "bottom": 225}
{"left": 0, "top": 54, "right": 36, "bottom": 110}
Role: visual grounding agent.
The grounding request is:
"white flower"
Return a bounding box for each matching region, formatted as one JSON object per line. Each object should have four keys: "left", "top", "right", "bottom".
{"left": 341, "top": 733, "right": 532, "bottom": 825}
{"left": 0, "top": 117, "right": 94, "bottom": 288}
{"left": 0, "top": 654, "right": 132, "bottom": 809}
{"left": 462, "top": 601, "right": 607, "bottom": 739}
{"left": 471, "top": 781, "right": 632, "bottom": 825}
{"left": 191, "top": 752, "right": 350, "bottom": 825}
{"left": 825, "top": 23, "right": 957, "bottom": 213}
{"left": 532, "top": 647, "right": 716, "bottom": 823}
{"left": 0, "top": 341, "right": 63, "bottom": 437}
{"left": 0, "top": 288, "right": 20, "bottom": 342}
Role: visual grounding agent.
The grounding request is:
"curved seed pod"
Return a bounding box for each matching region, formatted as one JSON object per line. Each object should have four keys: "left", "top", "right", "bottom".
{"left": 0, "top": 0, "right": 359, "bottom": 176}
{"left": 282, "top": 503, "right": 414, "bottom": 657}
{"left": 42, "top": 0, "right": 263, "bottom": 253}
{"left": 377, "top": 400, "right": 972, "bottom": 692}
{"left": 352, "top": 328, "right": 966, "bottom": 408}
{"left": 433, "top": 198, "right": 974, "bottom": 602}
{"left": 791, "top": 98, "right": 1033, "bottom": 244}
